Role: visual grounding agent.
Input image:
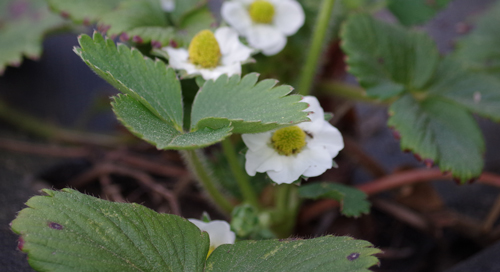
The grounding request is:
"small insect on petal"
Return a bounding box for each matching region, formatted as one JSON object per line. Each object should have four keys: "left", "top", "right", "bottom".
{"left": 48, "top": 222, "right": 64, "bottom": 230}
{"left": 347, "top": 252, "right": 360, "bottom": 261}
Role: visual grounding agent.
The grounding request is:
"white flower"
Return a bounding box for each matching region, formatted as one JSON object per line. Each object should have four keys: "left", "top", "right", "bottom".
{"left": 188, "top": 219, "right": 236, "bottom": 255}
{"left": 242, "top": 96, "right": 344, "bottom": 184}
{"left": 160, "top": 0, "right": 175, "bottom": 12}
{"left": 221, "top": 0, "right": 305, "bottom": 56}
{"left": 164, "top": 27, "right": 253, "bottom": 80}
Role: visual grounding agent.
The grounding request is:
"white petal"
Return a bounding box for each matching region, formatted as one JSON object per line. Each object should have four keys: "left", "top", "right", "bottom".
{"left": 273, "top": 0, "right": 305, "bottom": 36}
{"left": 246, "top": 25, "right": 287, "bottom": 56}
{"left": 198, "top": 62, "right": 241, "bottom": 80}
{"left": 165, "top": 47, "right": 199, "bottom": 76}
{"left": 300, "top": 147, "right": 334, "bottom": 177}
{"left": 188, "top": 219, "right": 235, "bottom": 248}
{"left": 254, "top": 151, "right": 285, "bottom": 173}
{"left": 160, "top": 0, "right": 175, "bottom": 12}
{"left": 221, "top": 2, "right": 253, "bottom": 35}
{"left": 245, "top": 145, "right": 280, "bottom": 176}
{"left": 267, "top": 154, "right": 309, "bottom": 184}
{"left": 242, "top": 131, "right": 272, "bottom": 151}
{"left": 216, "top": 27, "right": 253, "bottom": 65}
{"left": 308, "top": 122, "right": 344, "bottom": 158}
{"left": 298, "top": 96, "right": 326, "bottom": 133}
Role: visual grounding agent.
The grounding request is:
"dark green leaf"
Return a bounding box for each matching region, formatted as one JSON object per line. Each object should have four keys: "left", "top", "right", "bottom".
{"left": 75, "top": 32, "right": 184, "bottom": 130}
{"left": 190, "top": 73, "right": 309, "bottom": 134}
{"left": 453, "top": 1, "right": 500, "bottom": 76}
{"left": 298, "top": 182, "right": 370, "bottom": 217}
{"left": 341, "top": 13, "right": 439, "bottom": 99}
{"left": 46, "top": 0, "right": 124, "bottom": 23}
{"left": 11, "top": 189, "right": 210, "bottom": 272}
{"left": 387, "top": 0, "right": 451, "bottom": 26}
{"left": 206, "top": 236, "right": 380, "bottom": 272}
{"left": 112, "top": 94, "right": 232, "bottom": 149}
{"left": 388, "top": 95, "right": 484, "bottom": 182}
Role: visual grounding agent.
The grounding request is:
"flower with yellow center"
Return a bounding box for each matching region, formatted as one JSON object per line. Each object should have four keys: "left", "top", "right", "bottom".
{"left": 164, "top": 27, "right": 254, "bottom": 80}
{"left": 222, "top": 0, "right": 305, "bottom": 56}
{"left": 242, "top": 96, "right": 344, "bottom": 184}
{"left": 188, "top": 219, "right": 236, "bottom": 257}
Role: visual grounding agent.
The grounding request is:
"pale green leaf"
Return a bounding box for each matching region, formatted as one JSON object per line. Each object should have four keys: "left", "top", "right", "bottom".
{"left": 46, "top": 0, "right": 125, "bottom": 23}
{"left": 74, "top": 32, "right": 184, "bottom": 130}
{"left": 206, "top": 236, "right": 381, "bottom": 272}
{"left": 11, "top": 189, "right": 210, "bottom": 272}
{"left": 112, "top": 94, "right": 232, "bottom": 150}
{"left": 169, "top": 0, "right": 208, "bottom": 26}
{"left": 100, "top": 0, "right": 168, "bottom": 36}
{"left": 127, "top": 26, "right": 176, "bottom": 46}
{"left": 341, "top": 13, "right": 439, "bottom": 99}
{"left": 0, "top": 0, "right": 66, "bottom": 74}
{"left": 298, "top": 182, "right": 370, "bottom": 217}
{"left": 190, "top": 73, "right": 309, "bottom": 134}
{"left": 176, "top": 6, "right": 216, "bottom": 46}
{"left": 388, "top": 95, "right": 484, "bottom": 182}
{"left": 387, "top": 0, "right": 451, "bottom": 26}
{"left": 427, "top": 58, "right": 500, "bottom": 122}
{"left": 453, "top": 1, "right": 500, "bottom": 76}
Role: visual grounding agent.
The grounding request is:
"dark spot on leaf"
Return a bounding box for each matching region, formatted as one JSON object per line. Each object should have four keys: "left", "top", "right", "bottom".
{"left": 10, "top": 1, "right": 29, "bottom": 18}
{"left": 403, "top": 149, "right": 411, "bottom": 153}
{"left": 120, "top": 33, "right": 129, "bottom": 42}
{"left": 169, "top": 40, "right": 178, "bottom": 48}
{"left": 151, "top": 40, "right": 162, "bottom": 48}
{"left": 17, "top": 237, "right": 24, "bottom": 251}
{"left": 423, "top": 159, "right": 434, "bottom": 168}
{"left": 60, "top": 11, "right": 70, "bottom": 19}
{"left": 391, "top": 128, "right": 401, "bottom": 140}
{"left": 453, "top": 177, "right": 462, "bottom": 185}
{"left": 133, "top": 35, "right": 143, "bottom": 44}
{"left": 413, "top": 153, "right": 422, "bottom": 162}
{"left": 48, "top": 222, "right": 63, "bottom": 230}
{"left": 83, "top": 18, "right": 91, "bottom": 26}
{"left": 347, "top": 252, "right": 360, "bottom": 261}
{"left": 467, "top": 178, "right": 477, "bottom": 184}
{"left": 377, "top": 58, "right": 384, "bottom": 64}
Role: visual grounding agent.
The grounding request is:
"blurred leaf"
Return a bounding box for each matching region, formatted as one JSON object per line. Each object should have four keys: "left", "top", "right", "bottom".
{"left": 388, "top": 95, "right": 484, "bottom": 182}
{"left": 127, "top": 26, "right": 176, "bottom": 46}
{"left": 99, "top": 0, "right": 168, "bottom": 36}
{"left": 387, "top": 0, "right": 451, "bottom": 26}
{"left": 46, "top": 0, "right": 125, "bottom": 23}
{"left": 11, "top": 189, "right": 210, "bottom": 272}
{"left": 206, "top": 236, "right": 381, "bottom": 272}
{"left": 75, "top": 32, "right": 184, "bottom": 130}
{"left": 0, "top": 0, "right": 67, "bottom": 74}
{"left": 176, "top": 6, "right": 216, "bottom": 46}
{"left": 169, "top": 0, "right": 207, "bottom": 26}
{"left": 190, "top": 74, "right": 309, "bottom": 134}
{"left": 341, "top": 13, "right": 439, "bottom": 99}
{"left": 453, "top": 1, "right": 500, "bottom": 76}
{"left": 298, "top": 182, "right": 370, "bottom": 217}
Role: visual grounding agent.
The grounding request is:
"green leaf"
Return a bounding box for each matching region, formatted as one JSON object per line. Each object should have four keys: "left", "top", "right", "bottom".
{"left": 46, "top": 0, "right": 125, "bottom": 23}
{"left": 206, "top": 236, "right": 380, "bottom": 272}
{"left": 387, "top": 0, "right": 451, "bottom": 26}
{"left": 341, "top": 13, "right": 439, "bottom": 99}
{"left": 74, "top": 32, "right": 184, "bottom": 130}
{"left": 298, "top": 182, "right": 370, "bottom": 217}
{"left": 169, "top": 0, "right": 208, "bottom": 26}
{"left": 176, "top": 6, "right": 216, "bottom": 46}
{"left": 453, "top": 1, "right": 500, "bottom": 76}
{"left": 99, "top": 0, "right": 168, "bottom": 37}
{"left": 112, "top": 94, "right": 232, "bottom": 149}
{"left": 388, "top": 95, "right": 485, "bottom": 182}
{"left": 11, "top": 189, "right": 210, "bottom": 272}
{"left": 127, "top": 26, "right": 176, "bottom": 46}
{"left": 190, "top": 74, "right": 309, "bottom": 134}
{"left": 0, "top": 0, "right": 66, "bottom": 74}
{"left": 427, "top": 58, "right": 500, "bottom": 122}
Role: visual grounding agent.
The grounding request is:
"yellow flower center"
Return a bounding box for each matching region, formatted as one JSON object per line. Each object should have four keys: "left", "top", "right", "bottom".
{"left": 271, "top": 126, "right": 307, "bottom": 156}
{"left": 249, "top": 0, "right": 275, "bottom": 24}
{"left": 188, "top": 30, "right": 222, "bottom": 68}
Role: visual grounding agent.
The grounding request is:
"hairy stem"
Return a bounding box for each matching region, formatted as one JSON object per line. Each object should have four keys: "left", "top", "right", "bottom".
{"left": 273, "top": 184, "right": 299, "bottom": 238}
{"left": 297, "top": 0, "right": 337, "bottom": 95}
{"left": 221, "top": 138, "right": 260, "bottom": 209}
{"left": 180, "top": 149, "right": 233, "bottom": 214}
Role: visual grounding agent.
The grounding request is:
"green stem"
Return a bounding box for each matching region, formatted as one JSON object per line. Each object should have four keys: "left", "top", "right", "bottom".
{"left": 273, "top": 184, "right": 299, "bottom": 238}
{"left": 221, "top": 138, "right": 260, "bottom": 209}
{"left": 180, "top": 149, "right": 233, "bottom": 214}
{"left": 297, "top": 0, "right": 337, "bottom": 96}
{"left": 317, "top": 81, "right": 390, "bottom": 104}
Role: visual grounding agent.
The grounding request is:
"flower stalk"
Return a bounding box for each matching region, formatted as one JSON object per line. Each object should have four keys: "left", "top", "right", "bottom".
{"left": 181, "top": 149, "right": 233, "bottom": 213}
{"left": 221, "top": 137, "right": 261, "bottom": 209}
{"left": 297, "top": 0, "right": 337, "bottom": 95}
{"left": 273, "top": 184, "right": 299, "bottom": 238}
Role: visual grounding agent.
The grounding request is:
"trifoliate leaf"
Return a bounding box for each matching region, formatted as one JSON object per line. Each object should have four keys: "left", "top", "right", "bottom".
{"left": 341, "top": 13, "right": 439, "bottom": 99}
{"left": 206, "top": 236, "right": 380, "bottom": 272}
{"left": 75, "top": 32, "right": 184, "bottom": 130}
{"left": 46, "top": 0, "right": 125, "bottom": 23}
{"left": 298, "top": 182, "right": 370, "bottom": 217}
{"left": 191, "top": 74, "right": 309, "bottom": 134}
{"left": 99, "top": 0, "right": 168, "bottom": 37}
{"left": 427, "top": 57, "right": 500, "bottom": 122}
{"left": 388, "top": 95, "right": 484, "bottom": 182}
{"left": 453, "top": 1, "right": 500, "bottom": 76}
{"left": 0, "top": 0, "right": 67, "bottom": 74}
{"left": 11, "top": 189, "right": 210, "bottom": 272}
{"left": 387, "top": 0, "right": 451, "bottom": 26}
{"left": 112, "top": 94, "right": 232, "bottom": 149}
{"left": 169, "top": 0, "right": 208, "bottom": 26}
